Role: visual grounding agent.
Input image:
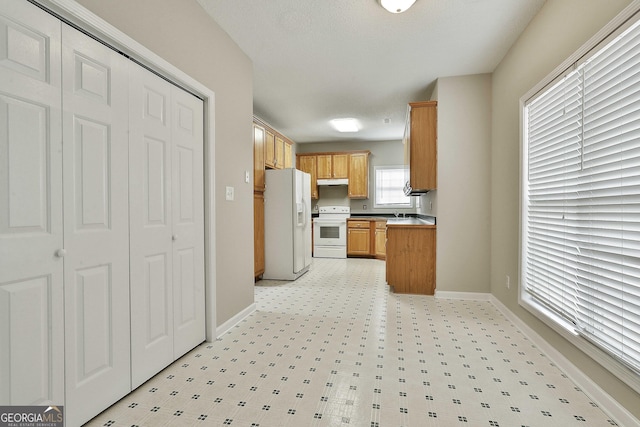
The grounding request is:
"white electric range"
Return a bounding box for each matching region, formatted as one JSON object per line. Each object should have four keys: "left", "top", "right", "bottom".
{"left": 313, "top": 206, "right": 350, "bottom": 258}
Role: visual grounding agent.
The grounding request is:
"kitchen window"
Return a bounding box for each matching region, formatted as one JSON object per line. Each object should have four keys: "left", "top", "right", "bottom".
{"left": 521, "top": 9, "right": 640, "bottom": 392}
{"left": 374, "top": 166, "right": 413, "bottom": 208}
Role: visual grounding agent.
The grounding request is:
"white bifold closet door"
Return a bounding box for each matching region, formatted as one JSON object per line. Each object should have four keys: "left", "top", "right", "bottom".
{"left": 0, "top": 1, "right": 64, "bottom": 406}
{"left": 129, "top": 65, "right": 205, "bottom": 389}
{"left": 60, "top": 23, "right": 131, "bottom": 427}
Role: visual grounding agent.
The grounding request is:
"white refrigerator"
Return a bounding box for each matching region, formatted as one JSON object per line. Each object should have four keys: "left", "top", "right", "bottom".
{"left": 263, "top": 168, "right": 312, "bottom": 280}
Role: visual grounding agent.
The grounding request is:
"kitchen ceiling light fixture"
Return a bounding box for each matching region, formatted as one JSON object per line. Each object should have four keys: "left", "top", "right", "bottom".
{"left": 330, "top": 118, "right": 360, "bottom": 133}
{"left": 379, "top": 0, "right": 417, "bottom": 14}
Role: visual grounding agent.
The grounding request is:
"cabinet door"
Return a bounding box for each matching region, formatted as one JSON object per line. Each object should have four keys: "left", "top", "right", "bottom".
{"left": 254, "top": 192, "right": 265, "bottom": 277}
{"left": 386, "top": 227, "right": 436, "bottom": 295}
{"left": 275, "top": 135, "right": 285, "bottom": 169}
{"left": 253, "top": 123, "right": 265, "bottom": 191}
{"left": 0, "top": 1, "right": 64, "bottom": 406}
{"left": 297, "top": 155, "right": 318, "bottom": 199}
{"left": 265, "top": 129, "right": 275, "bottom": 168}
{"left": 347, "top": 228, "right": 370, "bottom": 255}
{"left": 316, "top": 154, "right": 332, "bottom": 179}
{"left": 409, "top": 102, "right": 437, "bottom": 191}
{"left": 332, "top": 154, "right": 349, "bottom": 178}
{"left": 348, "top": 152, "right": 369, "bottom": 198}
{"left": 284, "top": 140, "right": 293, "bottom": 168}
{"left": 61, "top": 24, "right": 131, "bottom": 426}
{"left": 375, "top": 224, "right": 386, "bottom": 259}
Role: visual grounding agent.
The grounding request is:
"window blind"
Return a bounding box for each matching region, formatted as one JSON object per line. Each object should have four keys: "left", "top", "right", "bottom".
{"left": 375, "top": 167, "right": 411, "bottom": 206}
{"left": 524, "top": 17, "right": 640, "bottom": 374}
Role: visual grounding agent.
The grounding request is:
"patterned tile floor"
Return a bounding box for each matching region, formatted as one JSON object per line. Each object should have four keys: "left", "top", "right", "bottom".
{"left": 86, "top": 258, "right": 618, "bottom": 426}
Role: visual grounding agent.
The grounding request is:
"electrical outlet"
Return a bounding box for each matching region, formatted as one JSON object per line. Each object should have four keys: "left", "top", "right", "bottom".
{"left": 363, "top": 204, "right": 367, "bottom": 210}
{"left": 225, "top": 186, "right": 234, "bottom": 201}
{"left": 506, "top": 275, "right": 510, "bottom": 289}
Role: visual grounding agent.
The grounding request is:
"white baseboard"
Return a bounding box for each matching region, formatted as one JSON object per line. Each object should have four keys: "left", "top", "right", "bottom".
{"left": 435, "top": 290, "right": 491, "bottom": 300}
{"left": 489, "top": 295, "right": 639, "bottom": 427}
{"left": 214, "top": 303, "right": 256, "bottom": 339}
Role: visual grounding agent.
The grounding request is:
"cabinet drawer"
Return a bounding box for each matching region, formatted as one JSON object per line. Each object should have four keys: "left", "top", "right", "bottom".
{"left": 375, "top": 221, "right": 387, "bottom": 229}
{"left": 348, "top": 220, "right": 370, "bottom": 229}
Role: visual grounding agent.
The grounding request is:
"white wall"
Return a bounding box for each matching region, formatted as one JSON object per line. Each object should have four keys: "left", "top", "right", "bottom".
{"left": 419, "top": 75, "right": 492, "bottom": 294}
{"left": 76, "top": 0, "right": 256, "bottom": 326}
{"left": 490, "top": 0, "right": 640, "bottom": 419}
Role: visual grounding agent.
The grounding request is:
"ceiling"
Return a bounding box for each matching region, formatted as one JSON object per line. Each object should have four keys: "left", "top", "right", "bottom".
{"left": 196, "top": 0, "right": 546, "bottom": 143}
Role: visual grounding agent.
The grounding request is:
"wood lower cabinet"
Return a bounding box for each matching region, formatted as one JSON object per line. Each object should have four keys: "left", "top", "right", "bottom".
{"left": 347, "top": 218, "right": 386, "bottom": 258}
{"left": 386, "top": 224, "right": 436, "bottom": 295}
{"left": 254, "top": 192, "right": 265, "bottom": 278}
{"left": 347, "top": 220, "right": 371, "bottom": 256}
{"left": 374, "top": 221, "right": 387, "bottom": 259}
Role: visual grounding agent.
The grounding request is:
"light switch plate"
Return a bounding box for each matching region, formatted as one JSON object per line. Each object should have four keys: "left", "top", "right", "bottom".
{"left": 225, "top": 186, "right": 234, "bottom": 201}
{"left": 245, "top": 171, "right": 250, "bottom": 183}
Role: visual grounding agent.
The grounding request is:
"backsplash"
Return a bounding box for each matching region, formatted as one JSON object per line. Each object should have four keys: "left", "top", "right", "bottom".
{"left": 312, "top": 185, "right": 419, "bottom": 216}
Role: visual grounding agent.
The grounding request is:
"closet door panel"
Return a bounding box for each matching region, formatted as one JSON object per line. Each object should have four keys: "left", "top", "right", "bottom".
{"left": 129, "top": 65, "right": 174, "bottom": 388}
{"left": 61, "top": 24, "right": 130, "bottom": 427}
{"left": 0, "top": 1, "right": 63, "bottom": 406}
{"left": 171, "top": 89, "right": 205, "bottom": 359}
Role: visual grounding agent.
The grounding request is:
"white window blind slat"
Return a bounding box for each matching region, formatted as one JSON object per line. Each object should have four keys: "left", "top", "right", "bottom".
{"left": 524, "top": 14, "right": 640, "bottom": 375}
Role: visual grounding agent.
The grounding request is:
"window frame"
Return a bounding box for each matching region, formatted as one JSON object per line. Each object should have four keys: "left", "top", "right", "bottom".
{"left": 373, "top": 165, "right": 414, "bottom": 209}
{"left": 519, "top": 4, "right": 640, "bottom": 394}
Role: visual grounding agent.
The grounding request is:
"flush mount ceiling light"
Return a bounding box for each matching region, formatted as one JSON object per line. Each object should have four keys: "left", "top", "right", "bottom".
{"left": 379, "top": 0, "right": 416, "bottom": 14}
{"left": 330, "top": 118, "right": 360, "bottom": 133}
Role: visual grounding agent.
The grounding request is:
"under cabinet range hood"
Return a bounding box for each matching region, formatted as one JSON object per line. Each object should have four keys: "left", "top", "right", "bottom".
{"left": 317, "top": 178, "right": 348, "bottom": 186}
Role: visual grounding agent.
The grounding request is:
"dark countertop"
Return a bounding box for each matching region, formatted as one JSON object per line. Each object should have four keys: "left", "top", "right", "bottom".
{"left": 386, "top": 217, "right": 436, "bottom": 226}
{"left": 312, "top": 213, "right": 436, "bottom": 226}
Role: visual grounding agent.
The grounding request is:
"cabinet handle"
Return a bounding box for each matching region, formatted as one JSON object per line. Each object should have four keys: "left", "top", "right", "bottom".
{"left": 55, "top": 249, "right": 66, "bottom": 258}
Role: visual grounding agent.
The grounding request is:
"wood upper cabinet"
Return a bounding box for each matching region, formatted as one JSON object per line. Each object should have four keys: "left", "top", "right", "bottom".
{"left": 275, "top": 135, "right": 285, "bottom": 169}
{"left": 253, "top": 123, "right": 266, "bottom": 191}
{"left": 302, "top": 150, "right": 369, "bottom": 199}
{"left": 386, "top": 224, "right": 436, "bottom": 295}
{"left": 404, "top": 101, "right": 437, "bottom": 193}
{"left": 265, "top": 129, "right": 276, "bottom": 169}
{"left": 347, "top": 220, "right": 371, "bottom": 256}
{"left": 284, "top": 139, "right": 293, "bottom": 168}
{"left": 317, "top": 153, "right": 348, "bottom": 179}
{"left": 332, "top": 154, "right": 348, "bottom": 178}
{"left": 297, "top": 154, "right": 318, "bottom": 199}
{"left": 255, "top": 116, "right": 295, "bottom": 172}
{"left": 348, "top": 152, "right": 369, "bottom": 198}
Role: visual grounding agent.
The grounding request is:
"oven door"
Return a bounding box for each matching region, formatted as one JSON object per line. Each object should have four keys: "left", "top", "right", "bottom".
{"left": 313, "top": 219, "right": 346, "bottom": 247}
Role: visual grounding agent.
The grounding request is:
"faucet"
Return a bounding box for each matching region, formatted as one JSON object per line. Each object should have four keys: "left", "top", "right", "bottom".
{"left": 394, "top": 211, "right": 399, "bottom": 218}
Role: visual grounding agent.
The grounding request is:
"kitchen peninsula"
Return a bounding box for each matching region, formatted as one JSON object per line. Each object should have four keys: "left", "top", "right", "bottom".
{"left": 386, "top": 216, "right": 436, "bottom": 295}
